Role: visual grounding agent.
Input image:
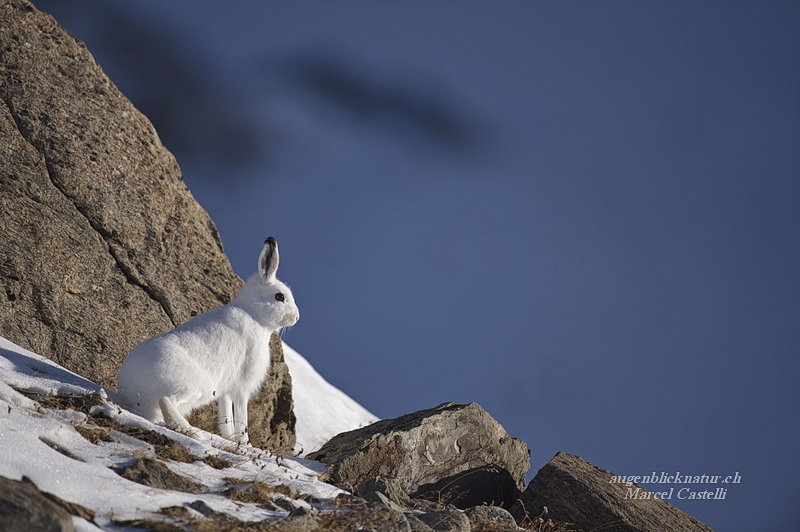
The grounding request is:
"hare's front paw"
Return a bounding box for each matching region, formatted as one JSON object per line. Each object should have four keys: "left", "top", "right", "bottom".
{"left": 185, "top": 427, "right": 214, "bottom": 442}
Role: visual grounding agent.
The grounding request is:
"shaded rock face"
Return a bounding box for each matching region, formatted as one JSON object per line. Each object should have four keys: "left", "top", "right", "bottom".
{"left": 0, "top": 1, "right": 294, "bottom": 451}
{"left": 308, "top": 402, "right": 530, "bottom": 509}
{"left": 188, "top": 332, "right": 297, "bottom": 453}
{"left": 509, "top": 452, "right": 715, "bottom": 532}
{"left": 411, "top": 464, "right": 520, "bottom": 510}
{"left": 0, "top": 0, "right": 242, "bottom": 389}
{"left": 0, "top": 475, "right": 75, "bottom": 532}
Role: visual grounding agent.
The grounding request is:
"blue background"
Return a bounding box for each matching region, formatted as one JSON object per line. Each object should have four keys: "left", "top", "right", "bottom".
{"left": 36, "top": 1, "right": 800, "bottom": 530}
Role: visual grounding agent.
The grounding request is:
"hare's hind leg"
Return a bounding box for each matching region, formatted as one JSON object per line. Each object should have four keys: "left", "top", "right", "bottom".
{"left": 159, "top": 396, "right": 197, "bottom": 436}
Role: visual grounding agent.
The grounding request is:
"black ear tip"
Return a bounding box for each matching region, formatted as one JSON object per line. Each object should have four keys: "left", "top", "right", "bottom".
{"left": 265, "top": 236, "right": 277, "bottom": 246}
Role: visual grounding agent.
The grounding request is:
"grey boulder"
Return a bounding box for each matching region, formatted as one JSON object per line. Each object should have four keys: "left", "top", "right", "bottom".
{"left": 308, "top": 402, "right": 529, "bottom": 509}
{"left": 0, "top": 476, "right": 76, "bottom": 532}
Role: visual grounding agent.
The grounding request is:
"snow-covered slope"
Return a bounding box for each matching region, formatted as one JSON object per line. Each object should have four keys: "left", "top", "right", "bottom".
{"left": 284, "top": 342, "right": 378, "bottom": 455}
{"left": 0, "top": 336, "right": 375, "bottom": 531}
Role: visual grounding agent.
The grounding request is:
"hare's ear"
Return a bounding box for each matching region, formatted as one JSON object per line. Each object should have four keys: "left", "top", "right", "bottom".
{"left": 258, "top": 237, "right": 279, "bottom": 283}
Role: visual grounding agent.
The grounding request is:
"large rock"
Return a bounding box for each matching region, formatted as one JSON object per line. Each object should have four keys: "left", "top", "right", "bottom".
{"left": 0, "top": 0, "right": 293, "bottom": 450}
{"left": 308, "top": 402, "right": 530, "bottom": 509}
{"left": 509, "top": 452, "right": 714, "bottom": 532}
{"left": 0, "top": 475, "right": 75, "bottom": 532}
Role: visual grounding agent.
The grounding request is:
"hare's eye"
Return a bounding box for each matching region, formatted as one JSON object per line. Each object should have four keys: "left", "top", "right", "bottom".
{"left": 275, "top": 293, "right": 285, "bottom": 302}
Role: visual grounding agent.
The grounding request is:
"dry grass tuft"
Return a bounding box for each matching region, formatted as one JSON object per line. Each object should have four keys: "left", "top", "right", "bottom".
{"left": 316, "top": 493, "right": 409, "bottom": 531}
{"left": 22, "top": 390, "right": 236, "bottom": 478}
{"left": 25, "top": 391, "right": 105, "bottom": 413}
{"left": 517, "top": 505, "right": 575, "bottom": 532}
{"left": 224, "top": 477, "right": 283, "bottom": 506}
{"left": 74, "top": 424, "right": 113, "bottom": 444}
{"left": 116, "top": 504, "right": 321, "bottom": 532}
{"left": 118, "top": 426, "right": 232, "bottom": 468}
{"left": 202, "top": 453, "right": 233, "bottom": 469}
{"left": 112, "top": 518, "right": 187, "bottom": 532}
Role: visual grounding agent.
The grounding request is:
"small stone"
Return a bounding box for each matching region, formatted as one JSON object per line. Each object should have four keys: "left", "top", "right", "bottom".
{"left": 465, "top": 505, "right": 517, "bottom": 528}
{"left": 356, "top": 476, "right": 412, "bottom": 507}
{"left": 362, "top": 491, "right": 407, "bottom": 514}
{"left": 416, "top": 508, "right": 470, "bottom": 532}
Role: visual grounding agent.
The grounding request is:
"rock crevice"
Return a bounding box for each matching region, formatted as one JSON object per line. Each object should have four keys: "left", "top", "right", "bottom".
{"left": 1, "top": 93, "right": 177, "bottom": 326}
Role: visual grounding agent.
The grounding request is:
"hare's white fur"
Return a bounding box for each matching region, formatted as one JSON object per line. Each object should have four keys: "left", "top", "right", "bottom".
{"left": 117, "top": 237, "right": 299, "bottom": 444}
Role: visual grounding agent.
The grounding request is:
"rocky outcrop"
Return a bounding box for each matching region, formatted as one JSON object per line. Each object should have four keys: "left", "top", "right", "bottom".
{"left": 308, "top": 402, "right": 530, "bottom": 509}
{"left": 509, "top": 452, "right": 715, "bottom": 532}
{"left": 311, "top": 414, "right": 713, "bottom": 530}
{"left": 0, "top": 475, "right": 77, "bottom": 532}
{"left": 0, "top": 0, "right": 241, "bottom": 388}
{"left": 0, "top": 0, "right": 293, "bottom": 450}
{"left": 188, "top": 332, "right": 297, "bottom": 453}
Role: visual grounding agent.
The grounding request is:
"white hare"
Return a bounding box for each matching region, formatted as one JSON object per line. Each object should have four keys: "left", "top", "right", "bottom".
{"left": 117, "top": 237, "right": 299, "bottom": 444}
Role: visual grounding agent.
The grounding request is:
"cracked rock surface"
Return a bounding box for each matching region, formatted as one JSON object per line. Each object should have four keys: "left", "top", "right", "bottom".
{"left": 0, "top": 0, "right": 242, "bottom": 390}
{"left": 308, "top": 402, "right": 530, "bottom": 509}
